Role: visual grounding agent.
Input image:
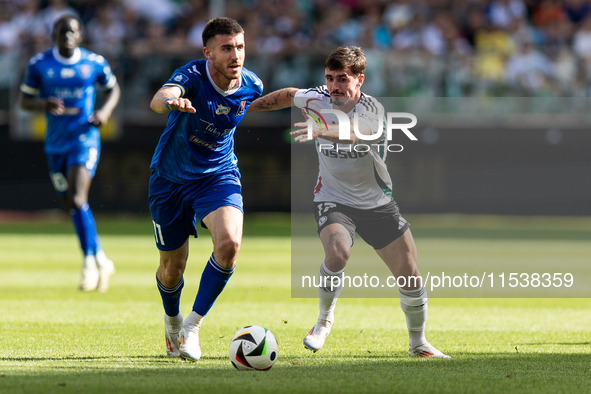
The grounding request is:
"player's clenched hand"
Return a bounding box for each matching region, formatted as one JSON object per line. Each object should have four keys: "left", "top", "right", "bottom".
{"left": 166, "top": 98, "right": 196, "bottom": 113}
{"left": 45, "top": 97, "right": 65, "bottom": 116}
{"left": 90, "top": 109, "right": 110, "bottom": 127}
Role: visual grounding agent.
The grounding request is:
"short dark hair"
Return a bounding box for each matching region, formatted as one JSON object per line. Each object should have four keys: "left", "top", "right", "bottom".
{"left": 202, "top": 17, "right": 244, "bottom": 47}
{"left": 53, "top": 14, "right": 82, "bottom": 34}
{"left": 325, "top": 46, "right": 366, "bottom": 76}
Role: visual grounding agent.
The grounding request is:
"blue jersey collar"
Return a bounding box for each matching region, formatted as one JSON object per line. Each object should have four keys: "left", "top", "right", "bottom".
{"left": 205, "top": 60, "right": 241, "bottom": 97}
{"left": 52, "top": 47, "right": 81, "bottom": 65}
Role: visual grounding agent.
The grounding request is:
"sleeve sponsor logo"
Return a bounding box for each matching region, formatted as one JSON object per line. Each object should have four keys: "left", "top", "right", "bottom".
{"left": 171, "top": 72, "right": 189, "bottom": 84}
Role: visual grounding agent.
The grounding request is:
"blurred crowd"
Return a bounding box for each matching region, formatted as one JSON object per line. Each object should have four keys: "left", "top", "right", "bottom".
{"left": 2, "top": 0, "right": 591, "bottom": 99}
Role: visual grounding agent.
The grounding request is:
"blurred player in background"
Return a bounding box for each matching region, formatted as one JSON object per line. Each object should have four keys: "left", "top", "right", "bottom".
{"left": 248, "top": 46, "right": 449, "bottom": 358}
{"left": 19, "top": 15, "right": 120, "bottom": 292}
{"left": 149, "top": 17, "right": 263, "bottom": 362}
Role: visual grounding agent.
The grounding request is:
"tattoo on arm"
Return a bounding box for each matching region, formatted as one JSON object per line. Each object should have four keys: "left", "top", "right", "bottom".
{"left": 251, "top": 88, "right": 296, "bottom": 111}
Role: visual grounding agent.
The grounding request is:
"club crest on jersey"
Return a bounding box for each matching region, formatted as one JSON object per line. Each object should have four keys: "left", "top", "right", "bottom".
{"left": 61, "top": 68, "right": 75, "bottom": 78}
{"left": 216, "top": 104, "right": 230, "bottom": 115}
{"left": 236, "top": 100, "right": 247, "bottom": 116}
{"left": 80, "top": 65, "right": 91, "bottom": 79}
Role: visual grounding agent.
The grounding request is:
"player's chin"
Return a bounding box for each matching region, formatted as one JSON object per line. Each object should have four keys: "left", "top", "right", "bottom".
{"left": 227, "top": 66, "right": 242, "bottom": 78}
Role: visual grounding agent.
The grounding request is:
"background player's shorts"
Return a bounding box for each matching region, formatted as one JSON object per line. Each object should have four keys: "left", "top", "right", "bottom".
{"left": 46, "top": 143, "right": 101, "bottom": 195}
{"left": 313, "top": 200, "right": 410, "bottom": 250}
{"left": 149, "top": 170, "right": 243, "bottom": 251}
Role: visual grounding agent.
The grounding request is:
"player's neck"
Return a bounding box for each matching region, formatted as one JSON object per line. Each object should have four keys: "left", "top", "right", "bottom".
{"left": 333, "top": 97, "right": 360, "bottom": 114}
{"left": 207, "top": 61, "right": 239, "bottom": 92}
{"left": 58, "top": 47, "right": 77, "bottom": 58}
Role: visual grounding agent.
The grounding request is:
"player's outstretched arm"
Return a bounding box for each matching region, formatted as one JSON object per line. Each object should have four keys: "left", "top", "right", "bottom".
{"left": 247, "top": 87, "right": 299, "bottom": 113}
{"left": 150, "top": 86, "right": 196, "bottom": 114}
{"left": 91, "top": 82, "right": 121, "bottom": 127}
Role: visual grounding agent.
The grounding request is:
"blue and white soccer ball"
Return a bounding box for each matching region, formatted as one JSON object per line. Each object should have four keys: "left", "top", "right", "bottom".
{"left": 229, "top": 325, "right": 279, "bottom": 371}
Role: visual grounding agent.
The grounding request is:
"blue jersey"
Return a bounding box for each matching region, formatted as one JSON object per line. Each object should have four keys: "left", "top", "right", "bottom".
{"left": 21, "top": 47, "right": 117, "bottom": 155}
{"left": 150, "top": 59, "right": 263, "bottom": 184}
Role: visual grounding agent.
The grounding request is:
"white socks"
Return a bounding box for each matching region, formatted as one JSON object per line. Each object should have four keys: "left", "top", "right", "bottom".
{"left": 83, "top": 251, "right": 110, "bottom": 269}
{"left": 316, "top": 261, "right": 429, "bottom": 348}
{"left": 318, "top": 261, "right": 345, "bottom": 324}
{"left": 399, "top": 287, "right": 428, "bottom": 348}
{"left": 164, "top": 312, "right": 183, "bottom": 333}
{"left": 82, "top": 255, "right": 96, "bottom": 269}
{"left": 94, "top": 250, "right": 110, "bottom": 268}
{"left": 184, "top": 311, "right": 204, "bottom": 331}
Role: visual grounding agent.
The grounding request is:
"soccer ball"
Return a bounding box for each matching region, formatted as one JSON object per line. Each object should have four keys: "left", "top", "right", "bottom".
{"left": 229, "top": 325, "right": 279, "bottom": 371}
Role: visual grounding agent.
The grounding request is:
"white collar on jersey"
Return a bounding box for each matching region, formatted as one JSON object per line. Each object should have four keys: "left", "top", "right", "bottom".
{"left": 205, "top": 60, "right": 241, "bottom": 96}
{"left": 52, "top": 47, "right": 81, "bottom": 65}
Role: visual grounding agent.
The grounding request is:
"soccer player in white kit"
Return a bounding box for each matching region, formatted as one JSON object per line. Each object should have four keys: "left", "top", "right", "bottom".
{"left": 248, "top": 46, "right": 449, "bottom": 358}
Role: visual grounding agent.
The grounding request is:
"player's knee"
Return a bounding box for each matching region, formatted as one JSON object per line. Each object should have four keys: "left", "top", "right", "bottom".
{"left": 67, "top": 194, "right": 87, "bottom": 210}
{"left": 326, "top": 244, "right": 350, "bottom": 267}
{"left": 215, "top": 237, "right": 241, "bottom": 267}
{"left": 160, "top": 261, "right": 185, "bottom": 283}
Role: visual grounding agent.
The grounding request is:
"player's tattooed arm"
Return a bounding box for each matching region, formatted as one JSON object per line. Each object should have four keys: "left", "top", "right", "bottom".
{"left": 247, "top": 87, "right": 299, "bottom": 112}
{"left": 150, "top": 86, "right": 196, "bottom": 114}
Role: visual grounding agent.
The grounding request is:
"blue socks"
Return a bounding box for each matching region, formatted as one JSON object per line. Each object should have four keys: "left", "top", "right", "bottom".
{"left": 70, "top": 202, "right": 101, "bottom": 256}
{"left": 157, "top": 255, "right": 233, "bottom": 318}
{"left": 192, "top": 254, "right": 234, "bottom": 316}
{"left": 157, "top": 276, "right": 184, "bottom": 317}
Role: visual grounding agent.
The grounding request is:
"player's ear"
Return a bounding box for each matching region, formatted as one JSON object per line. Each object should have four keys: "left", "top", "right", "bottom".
{"left": 203, "top": 46, "right": 211, "bottom": 60}
{"left": 357, "top": 74, "right": 364, "bottom": 88}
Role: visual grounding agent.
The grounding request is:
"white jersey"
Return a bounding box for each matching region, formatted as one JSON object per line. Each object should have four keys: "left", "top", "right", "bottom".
{"left": 294, "top": 86, "right": 393, "bottom": 209}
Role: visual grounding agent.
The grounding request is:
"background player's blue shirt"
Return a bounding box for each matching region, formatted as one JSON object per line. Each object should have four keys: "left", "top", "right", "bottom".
{"left": 150, "top": 59, "right": 263, "bottom": 184}
{"left": 21, "top": 47, "right": 117, "bottom": 154}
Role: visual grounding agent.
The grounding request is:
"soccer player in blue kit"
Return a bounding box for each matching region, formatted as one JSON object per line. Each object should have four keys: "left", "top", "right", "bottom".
{"left": 149, "top": 17, "right": 263, "bottom": 361}
{"left": 19, "top": 15, "right": 120, "bottom": 292}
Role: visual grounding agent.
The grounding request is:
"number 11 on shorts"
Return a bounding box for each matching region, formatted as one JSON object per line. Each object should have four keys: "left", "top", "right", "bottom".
{"left": 152, "top": 221, "right": 165, "bottom": 246}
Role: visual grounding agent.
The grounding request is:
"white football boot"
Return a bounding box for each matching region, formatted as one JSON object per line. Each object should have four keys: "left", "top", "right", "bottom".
{"left": 164, "top": 313, "right": 183, "bottom": 358}
{"left": 303, "top": 319, "right": 332, "bottom": 352}
{"left": 94, "top": 251, "right": 115, "bottom": 292}
{"left": 96, "top": 259, "right": 115, "bottom": 293}
{"left": 408, "top": 342, "right": 450, "bottom": 358}
{"left": 178, "top": 323, "right": 201, "bottom": 362}
{"left": 79, "top": 256, "right": 99, "bottom": 291}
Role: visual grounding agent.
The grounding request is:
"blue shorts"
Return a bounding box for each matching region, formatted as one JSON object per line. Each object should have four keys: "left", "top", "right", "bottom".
{"left": 148, "top": 170, "right": 243, "bottom": 251}
{"left": 46, "top": 143, "right": 101, "bottom": 195}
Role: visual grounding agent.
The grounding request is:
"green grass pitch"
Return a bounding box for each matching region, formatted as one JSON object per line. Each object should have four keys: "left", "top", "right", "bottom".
{"left": 0, "top": 213, "right": 590, "bottom": 393}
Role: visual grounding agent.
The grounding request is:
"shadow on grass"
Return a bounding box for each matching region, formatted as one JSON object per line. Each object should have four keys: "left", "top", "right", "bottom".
{"left": 0, "top": 355, "right": 228, "bottom": 362}
{"left": 517, "top": 342, "right": 590, "bottom": 346}
{"left": 2, "top": 353, "right": 590, "bottom": 394}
